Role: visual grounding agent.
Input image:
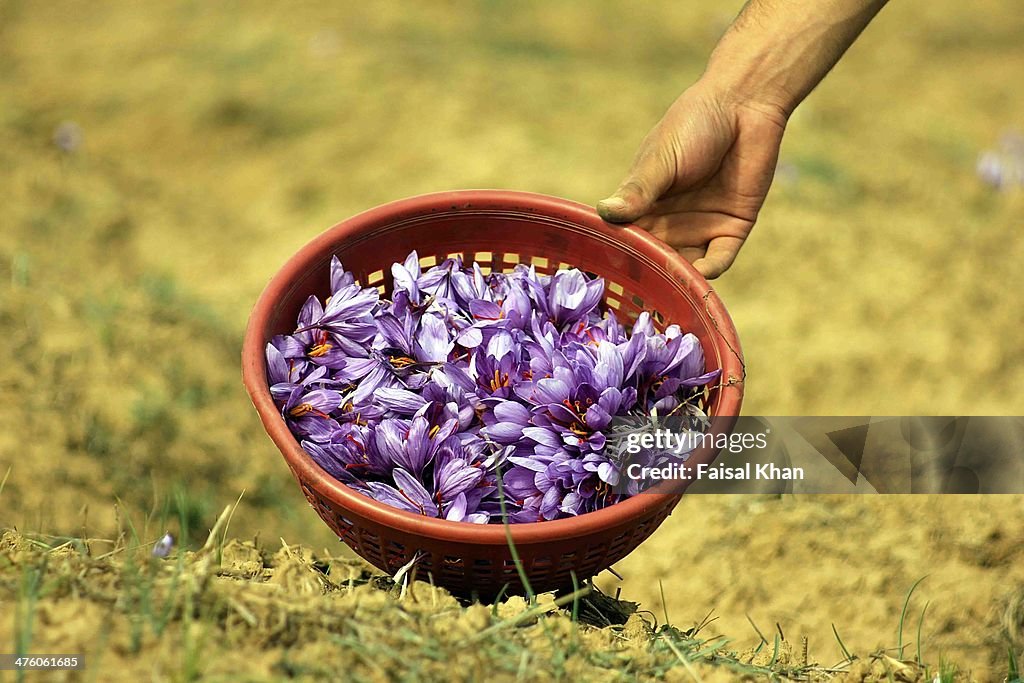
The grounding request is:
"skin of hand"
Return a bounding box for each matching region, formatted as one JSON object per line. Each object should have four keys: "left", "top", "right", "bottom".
{"left": 598, "top": 0, "right": 888, "bottom": 279}
{"left": 597, "top": 83, "right": 787, "bottom": 279}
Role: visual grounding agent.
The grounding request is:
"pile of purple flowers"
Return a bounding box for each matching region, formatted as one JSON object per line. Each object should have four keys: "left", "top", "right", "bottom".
{"left": 266, "top": 252, "right": 720, "bottom": 524}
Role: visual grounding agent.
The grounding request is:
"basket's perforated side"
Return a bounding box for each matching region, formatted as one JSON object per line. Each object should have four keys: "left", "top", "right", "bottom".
{"left": 352, "top": 249, "right": 670, "bottom": 332}
{"left": 300, "top": 472, "right": 672, "bottom": 595}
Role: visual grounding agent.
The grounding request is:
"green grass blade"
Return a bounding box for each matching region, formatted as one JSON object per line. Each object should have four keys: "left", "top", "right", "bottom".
{"left": 897, "top": 575, "right": 928, "bottom": 657}
{"left": 494, "top": 470, "right": 534, "bottom": 603}
{"left": 659, "top": 579, "right": 671, "bottom": 626}
{"left": 832, "top": 623, "right": 853, "bottom": 662}
{"left": 915, "top": 600, "right": 930, "bottom": 665}
{"left": 570, "top": 571, "right": 580, "bottom": 623}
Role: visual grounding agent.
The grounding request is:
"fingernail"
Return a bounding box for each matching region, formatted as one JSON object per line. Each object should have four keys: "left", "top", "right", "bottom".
{"left": 598, "top": 197, "right": 627, "bottom": 212}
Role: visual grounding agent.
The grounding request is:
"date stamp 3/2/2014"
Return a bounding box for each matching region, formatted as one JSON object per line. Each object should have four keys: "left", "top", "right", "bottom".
{"left": 0, "top": 655, "right": 86, "bottom": 671}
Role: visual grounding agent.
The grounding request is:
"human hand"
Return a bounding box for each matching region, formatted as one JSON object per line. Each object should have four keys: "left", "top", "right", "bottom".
{"left": 597, "top": 82, "right": 787, "bottom": 279}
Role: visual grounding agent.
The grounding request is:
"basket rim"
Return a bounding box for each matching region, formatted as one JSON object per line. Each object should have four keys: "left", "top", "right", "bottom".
{"left": 241, "top": 189, "right": 744, "bottom": 546}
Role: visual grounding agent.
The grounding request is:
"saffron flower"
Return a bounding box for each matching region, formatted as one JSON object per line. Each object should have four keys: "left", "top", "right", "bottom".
{"left": 267, "top": 252, "right": 720, "bottom": 523}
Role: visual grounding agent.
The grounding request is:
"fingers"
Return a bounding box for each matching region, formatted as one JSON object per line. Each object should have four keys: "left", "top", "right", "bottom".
{"left": 677, "top": 246, "right": 707, "bottom": 264}
{"left": 597, "top": 181, "right": 653, "bottom": 223}
{"left": 691, "top": 236, "right": 744, "bottom": 279}
{"left": 597, "top": 147, "right": 673, "bottom": 224}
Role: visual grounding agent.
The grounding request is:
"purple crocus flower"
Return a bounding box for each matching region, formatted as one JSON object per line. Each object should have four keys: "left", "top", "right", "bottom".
{"left": 371, "top": 413, "right": 458, "bottom": 476}
{"left": 282, "top": 385, "right": 343, "bottom": 441}
{"left": 470, "top": 331, "right": 525, "bottom": 399}
{"left": 418, "top": 256, "right": 463, "bottom": 304}
{"left": 546, "top": 269, "right": 604, "bottom": 327}
{"left": 367, "top": 468, "right": 438, "bottom": 517}
{"left": 433, "top": 448, "right": 486, "bottom": 507}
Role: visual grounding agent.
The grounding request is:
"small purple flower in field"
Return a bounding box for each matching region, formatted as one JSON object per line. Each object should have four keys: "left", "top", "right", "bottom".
{"left": 152, "top": 533, "right": 174, "bottom": 559}
{"left": 53, "top": 121, "right": 82, "bottom": 154}
{"left": 977, "top": 151, "right": 1006, "bottom": 190}
{"left": 266, "top": 249, "right": 720, "bottom": 523}
{"left": 976, "top": 130, "right": 1024, "bottom": 191}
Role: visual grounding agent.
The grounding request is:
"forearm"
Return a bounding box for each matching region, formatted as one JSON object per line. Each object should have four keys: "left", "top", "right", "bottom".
{"left": 701, "top": 0, "right": 888, "bottom": 119}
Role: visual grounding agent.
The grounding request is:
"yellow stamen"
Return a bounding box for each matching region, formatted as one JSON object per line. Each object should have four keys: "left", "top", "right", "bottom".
{"left": 429, "top": 424, "right": 440, "bottom": 438}
{"left": 289, "top": 403, "right": 330, "bottom": 419}
{"left": 488, "top": 368, "right": 511, "bottom": 392}
{"left": 289, "top": 403, "right": 313, "bottom": 417}
{"left": 309, "top": 343, "right": 332, "bottom": 357}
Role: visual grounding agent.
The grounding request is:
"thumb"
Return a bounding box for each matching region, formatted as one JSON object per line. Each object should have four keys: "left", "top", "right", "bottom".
{"left": 597, "top": 177, "right": 657, "bottom": 224}
{"left": 597, "top": 148, "right": 668, "bottom": 223}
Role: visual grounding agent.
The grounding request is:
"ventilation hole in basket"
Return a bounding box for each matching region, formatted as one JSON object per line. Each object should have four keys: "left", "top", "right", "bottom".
{"left": 533, "top": 556, "right": 554, "bottom": 570}
{"left": 368, "top": 269, "right": 385, "bottom": 285}
{"left": 608, "top": 282, "right": 624, "bottom": 295}
{"left": 556, "top": 571, "right": 574, "bottom": 584}
{"left": 474, "top": 251, "right": 493, "bottom": 263}
{"left": 502, "top": 253, "right": 520, "bottom": 264}
{"left": 447, "top": 252, "right": 463, "bottom": 261}
{"left": 377, "top": 285, "right": 386, "bottom": 295}
{"left": 652, "top": 310, "right": 666, "bottom": 325}
{"left": 631, "top": 294, "right": 645, "bottom": 308}
{"left": 479, "top": 265, "right": 492, "bottom": 275}
{"left": 609, "top": 533, "right": 630, "bottom": 554}
{"left": 443, "top": 555, "right": 464, "bottom": 566}
{"left": 530, "top": 256, "right": 549, "bottom": 269}
{"left": 419, "top": 254, "right": 437, "bottom": 268}
{"left": 606, "top": 298, "right": 620, "bottom": 310}
{"left": 558, "top": 262, "right": 572, "bottom": 272}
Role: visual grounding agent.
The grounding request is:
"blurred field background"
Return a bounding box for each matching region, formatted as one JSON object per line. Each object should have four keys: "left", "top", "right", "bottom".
{"left": 1, "top": 0, "right": 1023, "bottom": 679}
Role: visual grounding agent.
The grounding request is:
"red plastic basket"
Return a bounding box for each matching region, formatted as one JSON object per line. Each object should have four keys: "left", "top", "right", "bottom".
{"left": 242, "top": 190, "right": 744, "bottom": 597}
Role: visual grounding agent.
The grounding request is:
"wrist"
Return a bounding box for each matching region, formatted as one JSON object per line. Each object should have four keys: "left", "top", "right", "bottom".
{"left": 698, "top": 0, "right": 888, "bottom": 121}
{"left": 697, "top": 37, "right": 801, "bottom": 123}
